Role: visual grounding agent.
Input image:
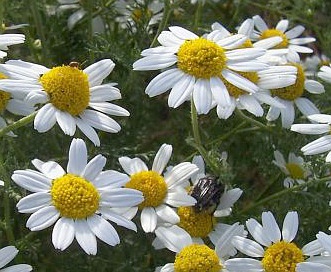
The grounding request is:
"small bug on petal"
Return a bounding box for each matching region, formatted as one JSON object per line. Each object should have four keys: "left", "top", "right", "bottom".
{"left": 190, "top": 176, "right": 223, "bottom": 214}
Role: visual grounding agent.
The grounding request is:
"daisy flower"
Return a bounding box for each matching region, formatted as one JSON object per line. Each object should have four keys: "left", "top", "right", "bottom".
{"left": 316, "top": 232, "right": 331, "bottom": 253}
{"left": 304, "top": 54, "right": 330, "bottom": 77}
{"left": 0, "top": 72, "right": 35, "bottom": 136}
{"left": 118, "top": 143, "right": 199, "bottom": 233}
{"left": 155, "top": 224, "right": 241, "bottom": 272}
{"left": 0, "top": 33, "right": 25, "bottom": 58}
{"left": 266, "top": 62, "right": 325, "bottom": 128}
{"left": 226, "top": 211, "right": 331, "bottom": 271}
{"left": 190, "top": 0, "right": 220, "bottom": 5}
{"left": 252, "top": 15, "right": 315, "bottom": 62}
{"left": 0, "top": 59, "right": 129, "bottom": 146}
{"left": 115, "top": 0, "right": 164, "bottom": 30}
{"left": 291, "top": 114, "right": 331, "bottom": 162}
{"left": 133, "top": 25, "right": 268, "bottom": 115}
{"left": 272, "top": 150, "right": 310, "bottom": 188}
{"left": 12, "top": 138, "right": 143, "bottom": 255}
{"left": 0, "top": 246, "right": 32, "bottom": 271}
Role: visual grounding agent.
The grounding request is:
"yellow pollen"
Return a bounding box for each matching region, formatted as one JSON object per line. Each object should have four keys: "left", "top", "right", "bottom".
{"left": 237, "top": 38, "right": 254, "bottom": 48}
{"left": 271, "top": 63, "right": 305, "bottom": 101}
{"left": 125, "top": 170, "right": 167, "bottom": 209}
{"left": 0, "top": 73, "right": 10, "bottom": 111}
{"left": 221, "top": 71, "right": 259, "bottom": 98}
{"left": 262, "top": 241, "right": 304, "bottom": 272}
{"left": 260, "top": 29, "right": 289, "bottom": 49}
{"left": 39, "top": 65, "right": 90, "bottom": 115}
{"left": 51, "top": 173, "right": 100, "bottom": 219}
{"left": 177, "top": 37, "right": 227, "bottom": 79}
{"left": 285, "top": 163, "right": 305, "bottom": 179}
{"left": 178, "top": 206, "right": 215, "bottom": 238}
{"left": 174, "top": 244, "right": 222, "bottom": 272}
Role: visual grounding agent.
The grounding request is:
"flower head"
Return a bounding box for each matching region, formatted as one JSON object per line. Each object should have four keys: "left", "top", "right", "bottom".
{"left": 272, "top": 150, "right": 310, "bottom": 187}
{"left": 0, "top": 246, "right": 32, "bottom": 271}
{"left": 119, "top": 143, "right": 199, "bottom": 233}
{"left": 0, "top": 59, "right": 129, "bottom": 146}
{"left": 12, "top": 138, "right": 143, "bottom": 255}
{"left": 252, "top": 15, "right": 315, "bottom": 62}
{"left": 267, "top": 62, "right": 325, "bottom": 128}
{"left": 226, "top": 211, "right": 330, "bottom": 271}
{"left": 133, "top": 25, "right": 267, "bottom": 115}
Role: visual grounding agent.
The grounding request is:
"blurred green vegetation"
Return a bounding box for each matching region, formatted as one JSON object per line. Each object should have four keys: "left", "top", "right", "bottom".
{"left": 0, "top": 0, "right": 331, "bottom": 271}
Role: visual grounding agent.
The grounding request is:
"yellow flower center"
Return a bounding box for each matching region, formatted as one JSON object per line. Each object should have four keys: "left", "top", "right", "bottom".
{"left": 131, "top": 8, "right": 153, "bottom": 22}
{"left": 177, "top": 37, "right": 227, "bottom": 79}
{"left": 221, "top": 71, "right": 259, "bottom": 98}
{"left": 0, "top": 73, "right": 10, "bottom": 111}
{"left": 39, "top": 66, "right": 90, "bottom": 115}
{"left": 285, "top": 163, "right": 305, "bottom": 179}
{"left": 178, "top": 206, "right": 215, "bottom": 238}
{"left": 260, "top": 29, "right": 289, "bottom": 49}
{"left": 174, "top": 244, "right": 222, "bottom": 272}
{"left": 125, "top": 170, "right": 167, "bottom": 209}
{"left": 262, "top": 241, "right": 304, "bottom": 272}
{"left": 238, "top": 39, "right": 254, "bottom": 48}
{"left": 51, "top": 173, "right": 100, "bottom": 219}
{"left": 271, "top": 63, "right": 305, "bottom": 101}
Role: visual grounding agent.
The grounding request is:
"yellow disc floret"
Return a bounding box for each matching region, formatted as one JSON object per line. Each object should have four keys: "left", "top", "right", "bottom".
{"left": 177, "top": 38, "right": 227, "bottom": 79}
{"left": 40, "top": 65, "right": 90, "bottom": 115}
{"left": 125, "top": 170, "right": 167, "bottom": 209}
{"left": 262, "top": 241, "right": 304, "bottom": 272}
{"left": 286, "top": 163, "right": 305, "bottom": 179}
{"left": 260, "top": 29, "right": 289, "bottom": 49}
{"left": 221, "top": 71, "right": 259, "bottom": 98}
{"left": 178, "top": 206, "right": 215, "bottom": 238}
{"left": 51, "top": 173, "right": 100, "bottom": 219}
{"left": 174, "top": 244, "right": 222, "bottom": 272}
{"left": 271, "top": 63, "right": 305, "bottom": 101}
{"left": 0, "top": 73, "right": 10, "bottom": 111}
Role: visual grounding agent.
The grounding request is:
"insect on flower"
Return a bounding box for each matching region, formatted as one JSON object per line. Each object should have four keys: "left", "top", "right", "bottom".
{"left": 190, "top": 176, "right": 223, "bottom": 214}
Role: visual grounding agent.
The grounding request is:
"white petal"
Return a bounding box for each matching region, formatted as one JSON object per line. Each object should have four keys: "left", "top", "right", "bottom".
{"left": 246, "top": 218, "right": 271, "bottom": 246}
{"left": 227, "top": 61, "right": 269, "bottom": 72}
{"left": 210, "top": 76, "right": 231, "bottom": 107}
{"left": 238, "top": 95, "right": 263, "bottom": 117}
{"left": 157, "top": 31, "right": 183, "bottom": 47}
{"left": 316, "top": 232, "right": 331, "bottom": 252}
{"left": 89, "top": 102, "right": 129, "bottom": 117}
{"left": 152, "top": 144, "right": 172, "bottom": 174}
{"left": 275, "top": 19, "right": 289, "bottom": 32}
{"left": 155, "top": 225, "right": 192, "bottom": 253}
{"left": 90, "top": 84, "right": 121, "bottom": 102}
{"left": 266, "top": 105, "right": 280, "bottom": 121}
{"left": 304, "top": 80, "right": 325, "bottom": 94}
{"left": 217, "top": 188, "right": 243, "bottom": 211}
{"left": 296, "top": 262, "right": 331, "bottom": 272}
{"left": 80, "top": 110, "right": 121, "bottom": 133}
{"left": 280, "top": 100, "right": 295, "bottom": 128}
{"left": 55, "top": 110, "right": 76, "bottom": 136}
{"left": 216, "top": 99, "right": 236, "bottom": 119}
{"left": 301, "top": 135, "right": 331, "bottom": 155}
{"left": 26, "top": 206, "right": 60, "bottom": 231}
{"left": 225, "top": 257, "right": 263, "bottom": 270}
{"left": 12, "top": 170, "right": 51, "bottom": 192}
{"left": 308, "top": 114, "right": 331, "bottom": 123}
{"left": 168, "top": 75, "right": 195, "bottom": 108}
{"left": 99, "top": 208, "right": 137, "bottom": 231}
{"left": 222, "top": 69, "right": 259, "bottom": 93}
{"left": 216, "top": 34, "right": 248, "bottom": 49}
{"left": 17, "top": 192, "right": 51, "bottom": 213}
{"left": 231, "top": 236, "right": 265, "bottom": 257}
{"left": 81, "top": 154, "right": 106, "bottom": 182}
{"left": 84, "top": 59, "right": 115, "bottom": 87}
{"left": 133, "top": 55, "right": 177, "bottom": 71}
{"left": 289, "top": 44, "right": 313, "bottom": 53}
{"left": 193, "top": 79, "right": 212, "bottom": 114}
{"left": 31, "top": 159, "right": 65, "bottom": 179}
{"left": 225, "top": 48, "right": 266, "bottom": 61}
{"left": 282, "top": 211, "right": 298, "bottom": 242}
{"left": 169, "top": 26, "right": 198, "bottom": 40}
{"left": 0, "top": 246, "right": 18, "bottom": 268}
{"left": 262, "top": 211, "right": 281, "bottom": 243}
{"left": 87, "top": 215, "right": 120, "bottom": 246}
{"left": 74, "top": 220, "right": 97, "bottom": 255}
{"left": 93, "top": 170, "right": 129, "bottom": 190}
{"left": 295, "top": 98, "right": 319, "bottom": 117}
{"left": 291, "top": 124, "right": 330, "bottom": 135}
{"left": 258, "top": 75, "right": 297, "bottom": 89}
{"left": 155, "top": 204, "right": 180, "bottom": 225}
{"left": 67, "top": 138, "right": 87, "bottom": 175}
{"left": 100, "top": 188, "right": 143, "bottom": 207}
{"left": 145, "top": 68, "right": 184, "bottom": 97}
{"left": 141, "top": 207, "right": 157, "bottom": 233}
{"left": 76, "top": 118, "right": 100, "bottom": 146}
{"left": 52, "top": 217, "right": 75, "bottom": 251}
{"left": 141, "top": 46, "right": 178, "bottom": 56}
{"left": 164, "top": 191, "right": 196, "bottom": 207}
{"left": 290, "top": 37, "right": 316, "bottom": 45}
{"left": 253, "top": 15, "right": 268, "bottom": 32}
{"left": 67, "top": 8, "right": 86, "bottom": 30}
{"left": 165, "top": 162, "right": 198, "bottom": 189}
{"left": 285, "top": 25, "right": 305, "bottom": 39}
{"left": 34, "top": 104, "right": 57, "bottom": 133}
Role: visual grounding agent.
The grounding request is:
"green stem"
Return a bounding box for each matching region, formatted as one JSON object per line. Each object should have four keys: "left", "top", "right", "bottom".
{"left": 255, "top": 172, "right": 281, "bottom": 201}
{"left": 190, "top": 100, "right": 220, "bottom": 176}
{"left": 235, "top": 108, "right": 271, "bottom": 131}
{"left": 193, "top": 1, "right": 203, "bottom": 32}
{"left": 0, "top": 111, "right": 37, "bottom": 137}
{"left": 29, "top": 0, "right": 49, "bottom": 66}
{"left": 240, "top": 176, "right": 331, "bottom": 214}
{"left": 150, "top": 0, "right": 171, "bottom": 47}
